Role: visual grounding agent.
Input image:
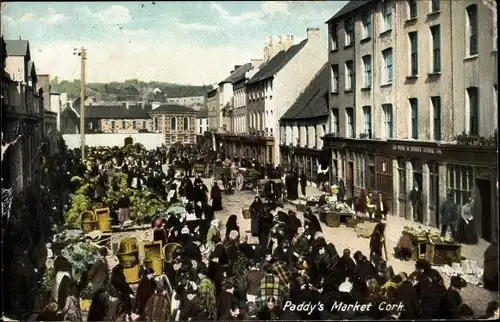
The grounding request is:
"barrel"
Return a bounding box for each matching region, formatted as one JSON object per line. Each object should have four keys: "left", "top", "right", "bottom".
{"left": 117, "top": 237, "right": 139, "bottom": 268}
{"left": 325, "top": 212, "right": 340, "bottom": 227}
{"left": 80, "top": 211, "right": 97, "bottom": 233}
{"left": 95, "top": 207, "right": 111, "bottom": 233}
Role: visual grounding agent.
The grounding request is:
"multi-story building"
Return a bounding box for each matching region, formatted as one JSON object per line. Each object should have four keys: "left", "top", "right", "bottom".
{"left": 149, "top": 104, "right": 197, "bottom": 146}
{"left": 206, "top": 85, "right": 220, "bottom": 132}
{"left": 242, "top": 28, "right": 327, "bottom": 164}
{"left": 2, "top": 38, "right": 44, "bottom": 194}
{"left": 279, "top": 62, "right": 330, "bottom": 180}
{"left": 195, "top": 107, "right": 208, "bottom": 135}
{"left": 323, "top": 0, "right": 498, "bottom": 242}
{"left": 232, "top": 59, "right": 262, "bottom": 134}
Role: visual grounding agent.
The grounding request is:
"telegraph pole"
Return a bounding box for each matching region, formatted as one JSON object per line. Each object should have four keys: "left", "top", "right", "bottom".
{"left": 79, "top": 47, "right": 87, "bottom": 163}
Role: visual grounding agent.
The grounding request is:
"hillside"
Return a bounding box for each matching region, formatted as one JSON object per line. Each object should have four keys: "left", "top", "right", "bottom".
{"left": 50, "top": 78, "right": 211, "bottom": 100}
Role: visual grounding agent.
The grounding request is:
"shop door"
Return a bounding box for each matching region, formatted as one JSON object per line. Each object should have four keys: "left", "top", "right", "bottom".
{"left": 347, "top": 161, "right": 354, "bottom": 199}
{"left": 476, "top": 178, "right": 492, "bottom": 242}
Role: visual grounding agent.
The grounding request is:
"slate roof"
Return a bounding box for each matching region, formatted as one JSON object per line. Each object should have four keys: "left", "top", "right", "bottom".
{"left": 220, "top": 63, "right": 252, "bottom": 84}
{"left": 151, "top": 104, "right": 196, "bottom": 114}
{"left": 326, "top": 0, "right": 373, "bottom": 23}
{"left": 72, "top": 104, "right": 152, "bottom": 119}
{"left": 196, "top": 107, "right": 208, "bottom": 118}
{"left": 247, "top": 39, "right": 308, "bottom": 85}
{"left": 280, "top": 62, "right": 329, "bottom": 121}
{"left": 4, "top": 39, "right": 30, "bottom": 57}
{"left": 28, "top": 61, "right": 36, "bottom": 78}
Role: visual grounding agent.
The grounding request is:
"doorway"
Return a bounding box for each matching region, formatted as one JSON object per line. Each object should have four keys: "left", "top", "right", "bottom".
{"left": 347, "top": 161, "right": 354, "bottom": 199}
{"left": 476, "top": 178, "right": 492, "bottom": 242}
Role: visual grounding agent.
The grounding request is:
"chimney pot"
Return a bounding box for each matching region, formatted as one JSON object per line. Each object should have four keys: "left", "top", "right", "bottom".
{"left": 278, "top": 36, "right": 282, "bottom": 43}
{"left": 306, "top": 27, "right": 321, "bottom": 40}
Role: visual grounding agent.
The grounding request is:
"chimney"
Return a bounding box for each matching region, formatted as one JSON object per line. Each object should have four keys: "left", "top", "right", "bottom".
{"left": 268, "top": 36, "right": 273, "bottom": 45}
{"left": 306, "top": 27, "right": 320, "bottom": 40}
{"left": 290, "top": 35, "right": 295, "bottom": 44}
{"left": 251, "top": 59, "right": 264, "bottom": 68}
{"left": 234, "top": 65, "right": 242, "bottom": 71}
{"left": 278, "top": 36, "right": 282, "bottom": 43}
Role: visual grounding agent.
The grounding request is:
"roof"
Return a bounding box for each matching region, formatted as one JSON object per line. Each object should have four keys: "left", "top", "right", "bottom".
{"left": 4, "top": 39, "right": 30, "bottom": 57}
{"left": 326, "top": 0, "right": 373, "bottom": 23}
{"left": 151, "top": 104, "right": 196, "bottom": 114}
{"left": 247, "top": 39, "right": 308, "bottom": 85}
{"left": 28, "top": 61, "right": 35, "bottom": 77}
{"left": 72, "top": 104, "right": 152, "bottom": 119}
{"left": 220, "top": 63, "right": 252, "bottom": 85}
{"left": 196, "top": 107, "right": 208, "bottom": 118}
{"left": 280, "top": 62, "right": 329, "bottom": 121}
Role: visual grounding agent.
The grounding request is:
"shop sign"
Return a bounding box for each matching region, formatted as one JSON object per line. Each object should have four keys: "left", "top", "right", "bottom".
{"left": 392, "top": 144, "right": 442, "bottom": 154}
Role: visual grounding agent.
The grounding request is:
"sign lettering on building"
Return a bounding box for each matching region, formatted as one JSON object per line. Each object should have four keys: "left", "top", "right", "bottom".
{"left": 392, "top": 144, "right": 442, "bottom": 154}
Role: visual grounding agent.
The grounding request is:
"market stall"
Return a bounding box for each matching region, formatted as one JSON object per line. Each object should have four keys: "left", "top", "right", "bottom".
{"left": 403, "top": 226, "right": 462, "bottom": 265}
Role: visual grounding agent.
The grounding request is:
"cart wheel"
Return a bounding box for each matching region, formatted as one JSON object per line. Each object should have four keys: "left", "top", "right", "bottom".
{"left": 236, "top": 173, "right": 244, "bottom": 191}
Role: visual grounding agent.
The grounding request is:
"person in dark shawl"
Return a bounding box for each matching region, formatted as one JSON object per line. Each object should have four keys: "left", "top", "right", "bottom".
{"left": 455, "top": 196, "right": 478, "bottom": 244}
{"left": 152, "top": 215, "right": 168, "bottom": 248}
{"left": 199, "top": 202, "right": 214, "bottom": 243}
{"left": 103, "top": 284, "right": 128, "bottom": 321}
{"left": 285, "top": 172, "right": 299, "bottom": 200}
{"left": 304, "top": 210, "right": 322, "bottom": 236}
{"left": 210, "top": 181, "right": 223, "bottom": 211}
{"left": 291, "top": 227, "right": 310, "bottom": 259}
{"left": 134, "top": 267, "right": 155, "bottom": 316}
{"left": 355, "top": 189, "right": 368, "bottom": 219}
{"left": 335, "top": 248, "right": 356, "bottom": 282}
{"left": 218, "top": 279, "right": 239, "bottom": 319}
{"left": 258, "top": 207, "right": 273, "bottom": 254}
{"left": 353, "top": 251, "right": 376, "bottom": 283}
{"left": 442, "top": 275, "right": 467, "bottom": 319}
{"left": 483, "top": 240, "right": 499, "bottom": 291}
{"left": 144, "top": 276, "right": 172, "bottom": 322}
{"left": 179, "top": 281, "right": 206, "bottom": 321}
{"left": 110, "top": 263, "right": 134, "bottom": 315}
{"left": 238, "top": 234, "right": 256, "bottom": 261}
{"left": 439, "top": 192, "right": 459, "bottom": 238}
{"left": 299, "top": 172, "right": 307, "bottom": 197}
{"left": 369, "top": 222, "right": 386, "bottom": 261}
{"left": 395, "top": 231, "right": 413, "bottom": 261}
{"left": 250, "top": 196, "right": 264, "bottom": 237}
{"left": 225, "top": 214, "right": 240, "bottom": 241}
{"left": 181, "top": 176, "right": 194, "bottom": 201}
{"left": 287, "top": 210, "right": 302, "bottom": 242}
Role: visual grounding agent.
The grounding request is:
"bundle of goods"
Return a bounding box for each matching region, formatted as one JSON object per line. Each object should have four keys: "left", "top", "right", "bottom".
{"left": 61, "top": 242, "right": 99, "bottom": 282}
{"left": 403, "top": 226, "right": 455, "bottom": 244}
{"left": 434, "top": 260, "right": 484, "bottom": 286}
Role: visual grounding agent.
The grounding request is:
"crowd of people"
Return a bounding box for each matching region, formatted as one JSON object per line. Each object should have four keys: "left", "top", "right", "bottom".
{"left": 32, "top": 144, "right": 498, "bottom": 321}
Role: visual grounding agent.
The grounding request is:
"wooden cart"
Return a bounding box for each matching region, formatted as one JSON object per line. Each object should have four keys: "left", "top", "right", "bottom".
{"left": 235, "top": 168, "right": 261, "bottom": 191}
{"left": 193, "top": 163, "right": 207, "bottom": 177}
{"left": 409, "top": 234, "right": 428, "bottom": 260}
{"left": 425, "top": 239, "right": 462, "bottom": 266}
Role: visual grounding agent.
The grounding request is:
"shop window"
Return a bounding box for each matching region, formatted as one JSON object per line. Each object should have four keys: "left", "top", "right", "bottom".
{"left": 411, "top": 158, "right": 423, "bottom": 188}
{"left": 355, "top": 153, "right": 366, "bottom": 188}
{"left": 397, "top": 158, "right": 407, "bottom": 197}
{"left": 428, "top": 161, "right": 439, "bottom": 205}
{"left": 447, "top": 165, "right": 474, "bottom": 205}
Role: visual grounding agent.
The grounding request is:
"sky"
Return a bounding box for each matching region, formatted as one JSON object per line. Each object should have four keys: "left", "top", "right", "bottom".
{"left": 1, "top": 1, "right": 347, "bottom": 85}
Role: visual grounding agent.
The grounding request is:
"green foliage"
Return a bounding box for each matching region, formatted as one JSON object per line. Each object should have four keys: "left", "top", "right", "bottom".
{"left": 65, "top": 179, "right": 93, "bottom": 227}
{"left": 454, "top": 130, "right": 497, "bottom": 147}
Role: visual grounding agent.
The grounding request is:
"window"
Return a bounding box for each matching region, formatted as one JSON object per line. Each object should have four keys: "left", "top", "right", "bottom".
{"left": 345, "top": 61, "right": 354, "bottom": 91}
{"left": 410, "top": 98, "right": 419, "bottom": 139}
{"left": 171, "top": 117, "right": 176, "bottom": 130}
{"left": 199, "top": 126, "right": 203, "bottom": 134}
{"left": 383, "top": 0, "right": 392, "bottom": 31}
{"left": 362, "top": 13, "right": 372, "bottom": 39}
{"left": 431, "top": 0, "right": 440, "bottom": 12}
{"left": 363, "top": 106, "right": 372, "bottom": 138}
{"left": 467, "top": 5, "right": 478, "bottom": 55}
{"left": 431, "top": 25, "right": 441, "bottom": 72}
{"left": 382, "top": 104, "right": 393, "bottom": 138}
{"left": 383, "top": 48, "right": 393, "bottom": 83}
{"left": 397, "top": 158, "right": 407, "bottom": 197}
{"left": 345, "top": 18, "right": 354, "bottom": 46}
{"left": 111, "top": 120, "right": 115, "bottom": 131}
{"left": 346, "top": 108, "right": 354, "bottom": 138}
{"left": 409, "top": 32, "right": 418, "bottom": 76}
{"left": 330, "top": 23, "right": 338, "bottom": 50}
{"left": 447, "top": 165, "right": 474, "bottom": 205}
{"left": 428, "top": 161, "right": 439, "bottom": 205}
{"left": 431, "top": 96, "right": 442, "bottom": 141}
{"left": 332, "top": 108, "right": 339, "bottom": 134}
{"left": 355, "top": 153, "right": 366, "bottom": 188}
{"left": 408, "top": 0, "right": 418, "bottom": 19}
{"left": 467, "top": 87, "right": 479, "bottom": 135}
{"left": 362, "top": 55, "right": 372, "bottom": 88}
{"left": 331, "top": 64, "right": 339, "bottom": 93}
{"left": 132, "top": 120, "right": 136, "bottom": 129}
{"left": 121, "top": 120, "right": 126, "bottom": 128}
{"left": 183, "top": 117, "right": 189, "bottom": 131}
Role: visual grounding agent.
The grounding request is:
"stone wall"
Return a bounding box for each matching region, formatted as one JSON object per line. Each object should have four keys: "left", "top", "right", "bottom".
{"left": 62, "top": 133, "right": 164, "bottom": 149}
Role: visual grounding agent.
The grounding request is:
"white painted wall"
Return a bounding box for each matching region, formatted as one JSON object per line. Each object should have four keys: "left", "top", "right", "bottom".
{"left": 195, "top": 117, "right": 208, "bottom": 135}
{"left": 63, "top": 133, "right": 164, "bottom": 149}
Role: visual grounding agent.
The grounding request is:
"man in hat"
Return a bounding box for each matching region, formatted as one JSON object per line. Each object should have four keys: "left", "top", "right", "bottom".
{"left": 87, "top": 246, "right": 109, "bottom": 295}
{"left": 443, "top": 275, "right": 467, "bottom": 319}
{"left": 439, "top": 192, "right": 460, "bottom": 238}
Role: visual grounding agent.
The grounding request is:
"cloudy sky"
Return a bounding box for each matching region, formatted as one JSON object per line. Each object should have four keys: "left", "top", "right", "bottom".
{"left": 1, "top": 1, "right": 346, "bottom": 85}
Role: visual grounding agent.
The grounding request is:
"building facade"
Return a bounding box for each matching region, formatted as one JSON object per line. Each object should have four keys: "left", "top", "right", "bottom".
{"left": 149, "top": 104, "right": 197, "bottom": 146}
{"left": 206, "top": 85, "right": 219, "bottom": 132}
{"left": 323, "top": 0, "right": 498, "bottom": 242}
{"left": 279, "top": 62, "right": 330, "bottom": 181}
{"left": 165, "top": 96, "right": 204, "bottom": 110}
{"left": 195, "top": 107, "right": 208, "bottom": 135}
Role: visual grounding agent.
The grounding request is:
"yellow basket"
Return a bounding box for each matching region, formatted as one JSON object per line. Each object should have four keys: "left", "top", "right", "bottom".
{"left": 123, "top": 265, "right": 141, "bottom": 284}
{"left": 95, "top": 207, "right": 111, "bottom": 233}
{"left": 143, "top": 241, "right": 163, "bottom": 259}
{"left": 143, "top": 257, "right": 164, "bottom": 276}
{"left": 117, "top": 252, "right": 139, "bottom": 268}
{"left": 242, "top": 207, "right": 251, "bottom": 219}
{"left": 80, "top": 211, "right": 97, "bottom": 233}
{"left": 325, "top": 212, "right": 340, "bottom": 227}
{"left": 118, "top": 237, "right": 139, "bottom": 254}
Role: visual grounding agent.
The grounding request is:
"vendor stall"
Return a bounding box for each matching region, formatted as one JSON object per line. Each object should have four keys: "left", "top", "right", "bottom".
{"left": 321, "top": 202, "right": 355, "bottom": 228}
{"left": 403, "top": 226, "right": 462, "bottom": 265}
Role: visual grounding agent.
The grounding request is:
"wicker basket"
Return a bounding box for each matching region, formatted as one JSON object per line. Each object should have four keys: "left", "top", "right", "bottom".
{"left": 123, "top": 265, "right": 141, "bottom": 284}
{"left": 95, "top": 207, "right": 111, "bottom": 233}
{"left": 118, "top": 237, "right": 139, "bottom": 254}
{"left": 143, "top": 257, "right": 164, "bottom": 276}
{"left": 346, "top": 216, "right": 357, "bottom": 228}
{"left": 325, "top": 212, "right": 340, "bottom": 227}
{"left": 242, "top": 207, "right": 251, "bottom": 219}
{"left": 80, "top": 211, "right": 97, "bottom": 233}
{"left": 143, "top": 241, "right": 163, "bottom": 259}
{"left": 117, "top": 252, "right": 139, "bottom": 268}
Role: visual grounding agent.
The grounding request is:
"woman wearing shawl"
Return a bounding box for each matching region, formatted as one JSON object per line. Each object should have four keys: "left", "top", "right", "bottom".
{"left": 455, "top": 197, "right": 478, "bottom": 244}
{"left": 103, "top": 285, "right": 128, "bottom": 321}
{"left": 210, "top": 181, "right": 223, "bottom": 211}
{"left": 303, "top": 211, "right": 322, "bottom": 237}
{"left": 395, "top": 231, "right": 413, "bottom": 261}
{"left": 198, "top": 267, "right": 217, "bottom": 319}
{"left": 144, "top": 276, "right": 172, "bottom": 322}
{"left": 206, "top": 219, "right": 221, "bottom": 253}
{"left": 134, "top": 267, "right": 156, "bottom": 316}
{"left": 225, "top": 215, "right": 240, "bottom": 241}
{"left": 250, "top": 196, "right": 264, "bottom": 237}
{"left": 110, "top": 263, "right": 135, "bottom": 315}
{"left": 369, "top": 222, "right": 386, "bottom": 261}
{"left": 355, "top": 189, "right": 368, "bottom": 220}
{"left": 179, "top": 281, "right": 206, "bottom": 320}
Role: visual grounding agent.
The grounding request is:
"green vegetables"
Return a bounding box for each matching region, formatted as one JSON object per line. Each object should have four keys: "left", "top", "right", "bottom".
{"left": 61, "top": 242, "right": 99, "bottom": 282}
